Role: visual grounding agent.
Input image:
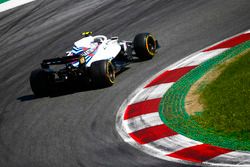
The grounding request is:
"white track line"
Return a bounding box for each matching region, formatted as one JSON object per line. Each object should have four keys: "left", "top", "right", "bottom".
{"left": 0, "top": 0, "right": 35, "bottom": 12}
{"left": 168, "top": 49, "right": 227, "bottom": 70}
{"left": 145, "top": 134, "right": 202, "bottom": 155}
{"left": 205, "top": 151, "right": 250, "bottom": 166}
{"left": 128, "top": 83, "right": 173, "bottom": 105}
{"left": 124, "top": 112, "right": 163, "bottom": 133}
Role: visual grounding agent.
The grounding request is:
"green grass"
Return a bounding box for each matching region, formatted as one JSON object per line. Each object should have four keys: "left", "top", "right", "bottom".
{"left": 0, "top": 0, "right": 9, "bottom": 4}
{"left": 160, "top": 42, "right": 250, "bottom": 150}
{"left": 192, "top": 50, "right": 250, "bottom": 141}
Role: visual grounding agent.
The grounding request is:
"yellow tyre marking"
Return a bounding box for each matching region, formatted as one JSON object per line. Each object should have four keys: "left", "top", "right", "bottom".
{"left": 146, "top": 35, "right": 156, "bottom": 56}
{"left": 106, "top": 61, "right": 115, "bottom": 84}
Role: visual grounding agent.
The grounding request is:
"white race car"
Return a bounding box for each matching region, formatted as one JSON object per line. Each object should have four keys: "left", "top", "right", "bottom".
{"left": 30, "top": 32, "right": 159, "bottom": 96}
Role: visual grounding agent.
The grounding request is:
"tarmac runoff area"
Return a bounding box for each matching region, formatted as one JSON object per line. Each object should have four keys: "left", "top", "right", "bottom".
{"left": 116, "top": 30, "right": 250, "bottom": 166}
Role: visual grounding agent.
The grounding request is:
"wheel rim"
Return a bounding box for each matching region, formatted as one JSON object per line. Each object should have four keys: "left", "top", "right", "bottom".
{"left": 146, "top": 35, "right": 156, "bottom": 56}
{"left": 107, "top": 62, "right": 115, "bottom": 83}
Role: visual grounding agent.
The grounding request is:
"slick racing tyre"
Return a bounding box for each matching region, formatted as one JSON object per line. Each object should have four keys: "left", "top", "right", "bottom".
{"left": 30, "top": 69, "right": 54, "bottom": 97}
{"left": 90, "top": 60, "right": 115, "bottom": 87}
{"left": 133, "top": 33, "right": 157, "bottom": 60}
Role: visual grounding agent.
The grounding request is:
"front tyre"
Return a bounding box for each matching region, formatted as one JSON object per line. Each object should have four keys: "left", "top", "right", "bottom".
{"left": 133, "top": 33, "right": 157, "bottom": 60}
{"left": 90, "top": 60, "right": 115, "bottom": 87}
{"left": 30, "top": 69, "right": 54, "bottom": 97}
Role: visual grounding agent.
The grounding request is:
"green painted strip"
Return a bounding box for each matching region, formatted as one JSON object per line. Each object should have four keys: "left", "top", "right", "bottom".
{"left": 159, "top": 41, "right": 250, "bottom": 151}
{"left": 0, "top": 0, "right": 10, "bottom": 4}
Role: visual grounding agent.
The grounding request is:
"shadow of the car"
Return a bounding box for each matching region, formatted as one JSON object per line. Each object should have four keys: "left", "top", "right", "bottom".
{"left": 50, "top": 80, "right": 96, "bottom": 97}
{"left": 17, "top": 66, "right": 131, "bottom": 102}
{"left": 17, "top": 80, "right": 97, "bottom": 102}
{"left": 17, "top": 95, "right": 37, "bottom": 102}
{"left": 131, "top": 57, "right": 149, "bottom": 63}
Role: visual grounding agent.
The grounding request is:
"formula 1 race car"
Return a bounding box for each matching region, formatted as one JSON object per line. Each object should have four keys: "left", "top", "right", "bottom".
{"left": 30, "top": 32, "right": 159, "bottom": 96}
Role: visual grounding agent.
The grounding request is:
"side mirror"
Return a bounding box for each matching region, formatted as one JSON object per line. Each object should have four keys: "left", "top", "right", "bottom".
{"left": 82, "top": 31, "right": 92, "bottom": 37}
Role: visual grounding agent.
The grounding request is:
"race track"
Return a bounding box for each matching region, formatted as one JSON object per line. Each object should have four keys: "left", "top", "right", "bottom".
{"left": 0, "top": 0, "right": 249, "bottom": 166}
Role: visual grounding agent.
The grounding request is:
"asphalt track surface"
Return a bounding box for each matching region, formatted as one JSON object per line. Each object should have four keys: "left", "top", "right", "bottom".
{"left": 0, "top": 0, "right": 249, "bottom": 167}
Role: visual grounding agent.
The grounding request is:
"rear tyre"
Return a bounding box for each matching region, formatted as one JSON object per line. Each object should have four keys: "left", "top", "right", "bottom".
{"left": 90, "top": 60, "right": 115, "bottom": 87}
{"left": 30, "top": 69, "right": 54, "bottom": 97}
{"left": 133, "top": 33, "right": 157, "bottom": 60}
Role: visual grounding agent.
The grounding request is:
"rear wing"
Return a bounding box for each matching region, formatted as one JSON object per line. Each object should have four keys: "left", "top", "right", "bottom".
{"left": 41, "top": 55, "right": 80, "bottom": 68}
